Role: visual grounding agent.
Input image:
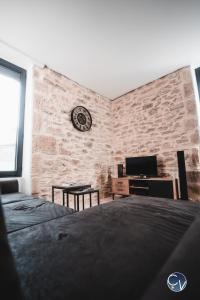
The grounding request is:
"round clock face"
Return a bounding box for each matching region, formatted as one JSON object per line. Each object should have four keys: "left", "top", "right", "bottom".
{"left": 71, "top": 106, "right": 92, "bottom": 132}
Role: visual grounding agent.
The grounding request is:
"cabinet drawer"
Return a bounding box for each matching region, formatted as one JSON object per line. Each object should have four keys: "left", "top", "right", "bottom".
{"left": 112, "top": 179, "right": 129, "bottom": 195}
{"left": 113, "top": 186, "right": 129, "bottom": 194}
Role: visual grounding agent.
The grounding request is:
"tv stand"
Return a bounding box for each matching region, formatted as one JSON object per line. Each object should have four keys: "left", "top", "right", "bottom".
{"left": 112, "top": 177, "right": 178, "bottom": 200}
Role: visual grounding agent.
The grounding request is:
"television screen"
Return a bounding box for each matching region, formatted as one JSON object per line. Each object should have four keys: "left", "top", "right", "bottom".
{"left": 126, "top": 156, "right": 157, "bottom": 177}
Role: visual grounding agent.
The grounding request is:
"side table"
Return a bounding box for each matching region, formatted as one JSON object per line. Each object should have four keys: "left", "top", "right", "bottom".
{"left": 52, "top": 183, "right": 91, "bottom": 205}
{"left": 65, "top": 188, "right": 100, "bottom": 211}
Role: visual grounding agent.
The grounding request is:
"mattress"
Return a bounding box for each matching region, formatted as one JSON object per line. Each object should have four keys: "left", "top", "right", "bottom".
{"left": 8, "top": 196, "right": 200, "bottom": 300}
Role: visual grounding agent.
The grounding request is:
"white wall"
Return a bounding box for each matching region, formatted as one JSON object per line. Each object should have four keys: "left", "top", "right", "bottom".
{"left": 191, "top": 65, "right": 200, "bottom": 131}
{"left": 0, "top": 41, "right": 35, "bottom": 194}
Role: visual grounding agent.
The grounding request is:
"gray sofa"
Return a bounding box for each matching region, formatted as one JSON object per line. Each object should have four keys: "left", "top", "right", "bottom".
{"left": 1, "top": 180, "right": 200, "bottom": 299}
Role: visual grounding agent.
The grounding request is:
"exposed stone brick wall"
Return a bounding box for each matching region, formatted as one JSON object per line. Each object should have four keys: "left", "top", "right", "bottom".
{"left": 32, "top": 65, "right": 200, "bottom": 202}
{"left": 32, "top": 66, "right": 113, "bottom": 202}
{"left": 112, "top": 67, "right": 200, "bottom": 201}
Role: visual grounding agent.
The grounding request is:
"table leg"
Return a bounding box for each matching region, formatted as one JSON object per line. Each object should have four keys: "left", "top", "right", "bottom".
{"left": 62, "top": 191, "right": 65, "bottom": 206}
{"left": 74, "top": 195, "right": 76, "bottom": 211}
{"left": 67, "top": 192, "right": 69, "bottom": 207}
{"left": 52, "top": 187, "right": 54, "bottom": 203}
{"left": 89, "top": 192, "right": 92, "bottom": 207}
{"left": 77, "top": 195, "right": 79, "bottom": 212}
{"left": 97, "top": 191, "right": 100, "bottom": 205}
{"left": 83, "top": 194, "right": 84, "bottom": 210}
{"left": 112, "top": 193, "right": 114, "bottom": 200}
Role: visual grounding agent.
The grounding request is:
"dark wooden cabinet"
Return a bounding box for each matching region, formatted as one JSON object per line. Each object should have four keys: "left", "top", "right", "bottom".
{"left": 148, "top": 180, "right": 174, "bottom": 198}
{"left": 112, "top": 177, "right": 177, "bottom": 200}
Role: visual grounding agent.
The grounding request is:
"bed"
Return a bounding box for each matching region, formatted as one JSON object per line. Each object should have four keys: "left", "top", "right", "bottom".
{"left": 2, "top": 190, "right": 200, "bottom": 300}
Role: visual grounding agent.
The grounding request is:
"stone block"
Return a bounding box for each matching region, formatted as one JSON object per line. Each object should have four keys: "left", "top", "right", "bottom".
{"left": 184, "top": 83, "right": 193, "bottom": 97}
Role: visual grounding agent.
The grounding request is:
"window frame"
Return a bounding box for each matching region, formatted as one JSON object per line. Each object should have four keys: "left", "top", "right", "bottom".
{"left": 0, "top": 58, "right": 26, "bottom": 178}
{"left": 195, "top": 67, "right": 200, "bottom": 99}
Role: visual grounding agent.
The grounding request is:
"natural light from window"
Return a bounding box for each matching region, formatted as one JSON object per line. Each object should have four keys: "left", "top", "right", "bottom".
{"left": 0, "top": 72, "right": 20, "bottom": 171}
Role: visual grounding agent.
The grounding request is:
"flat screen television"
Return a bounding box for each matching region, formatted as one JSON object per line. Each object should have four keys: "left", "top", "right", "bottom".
{"left": 125, "top": 155, "right": 157, "bottom": 177}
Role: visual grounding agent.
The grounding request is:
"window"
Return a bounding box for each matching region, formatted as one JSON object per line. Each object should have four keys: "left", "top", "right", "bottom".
{"left": 0, "top": 58, "right": 26, "bottom": 177}
{"left": 195, "top": 67, "right": 200, "bottom": 98}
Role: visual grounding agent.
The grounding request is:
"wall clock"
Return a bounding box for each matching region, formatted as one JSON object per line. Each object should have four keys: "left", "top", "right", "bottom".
{"left": 71, "top": 106, "right": 92, "bottom": 132}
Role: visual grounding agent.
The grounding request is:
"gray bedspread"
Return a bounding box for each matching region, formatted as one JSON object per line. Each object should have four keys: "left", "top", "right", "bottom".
{"left": 8, "top": 196, "right": 200, "bottom": 300}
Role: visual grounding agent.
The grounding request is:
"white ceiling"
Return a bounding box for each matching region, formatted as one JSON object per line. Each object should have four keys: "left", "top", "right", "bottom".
{"left": 0, "top": 0, "right": 200, "bottom": 99}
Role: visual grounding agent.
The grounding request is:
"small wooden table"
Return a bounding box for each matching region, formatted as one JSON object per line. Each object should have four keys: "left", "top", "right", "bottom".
{"left": 52, "top": 183, "right": 91, "bottom": 205}
{"left": 65, "top": 188, "right": 100, "bottom": 211}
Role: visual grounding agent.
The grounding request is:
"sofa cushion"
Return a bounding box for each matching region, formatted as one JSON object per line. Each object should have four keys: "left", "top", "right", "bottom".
{"left": 0, "top": 180, "right": 19, "bottom": 194}
{"left": 3, "top": 198, "right": 75, "bottom": 233}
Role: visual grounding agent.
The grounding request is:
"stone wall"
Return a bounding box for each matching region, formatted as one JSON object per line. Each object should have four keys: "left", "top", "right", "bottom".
{"left": 32, "top": 66, "right": 113, "bottom": 202}
{"left": 112, "top": 67, "right": 200, "bottom": 201}
{"left": 32, "top": 65, "right": 200, "bottom": 202}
